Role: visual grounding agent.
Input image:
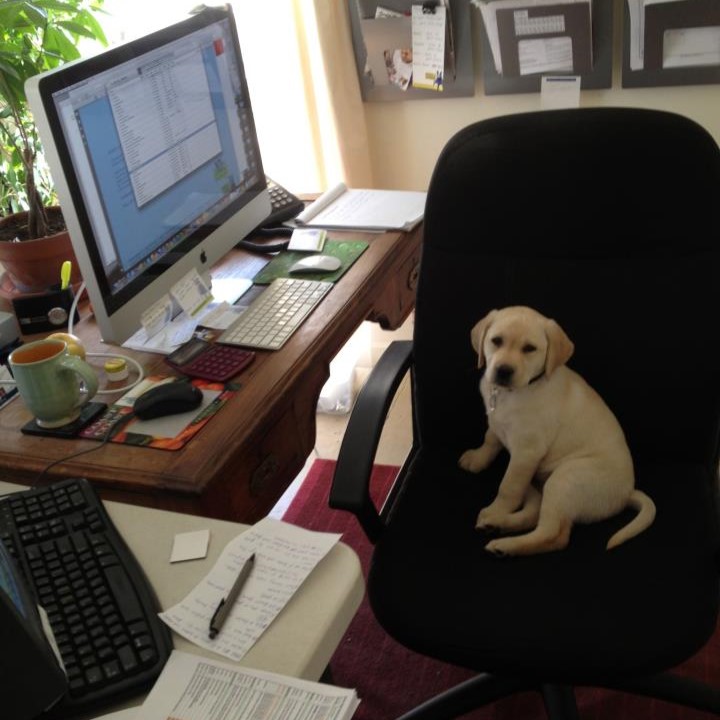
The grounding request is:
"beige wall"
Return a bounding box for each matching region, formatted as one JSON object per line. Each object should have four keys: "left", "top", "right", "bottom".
{"left": 363, "top": 0, "right": 720, "bottom": 191}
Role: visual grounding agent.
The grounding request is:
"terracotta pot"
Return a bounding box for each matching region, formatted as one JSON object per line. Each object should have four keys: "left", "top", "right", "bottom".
{"left": 0, "top": 209, "right": 82, "bottom": 293}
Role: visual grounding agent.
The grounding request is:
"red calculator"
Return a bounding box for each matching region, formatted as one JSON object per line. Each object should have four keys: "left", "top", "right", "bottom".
{"left": 165, "top": 338, "right": 255, "bottom": 382}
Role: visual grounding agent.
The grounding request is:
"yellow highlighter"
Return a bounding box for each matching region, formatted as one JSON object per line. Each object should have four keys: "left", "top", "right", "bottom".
{"left": 60, "top": 260, "right": 72, "bottom": 290}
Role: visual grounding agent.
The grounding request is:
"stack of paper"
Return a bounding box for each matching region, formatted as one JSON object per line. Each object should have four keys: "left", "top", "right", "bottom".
{"left": 295, "top": 182, "right": 426, "bottom": 232}
{"left": 124, "top": 519, "right": 361, "bottom": 720}
{"left": 474, "top": 0, "right": 592, "bottom": 77}
{"left": 136, "top": 650, "right": 360, "bottom": 720}
{"left": 626, "top": 0, "right": 720, "bottom": 71}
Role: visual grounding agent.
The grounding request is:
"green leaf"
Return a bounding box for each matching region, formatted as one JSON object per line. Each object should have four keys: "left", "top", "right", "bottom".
{"left": 43, "top": 26, "right": 81, "bottom": 64}
{"left": 78, "top": 8, "right": 107, "bottom": 45}
{"left": 0, "top": 60, "right": 22, "bottom": 82}
{"left": 30, "top": 1, "right": 79, "bottom": 12}
{"left": 57, "top": 20, "right": 97, "bottom": 40}
{"left": 20, "top": 3, "right": 49, "bottom": 27}
{"left": 0, "top": 0, "right": 108, "bottom": 222}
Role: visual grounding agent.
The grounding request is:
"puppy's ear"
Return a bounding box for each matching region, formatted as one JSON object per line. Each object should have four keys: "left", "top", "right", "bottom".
{"left": 470, "top": 310, "right": 497, "bottom": 369}
{"left": 544, "top": 319, "right": 574, "bottom": 375}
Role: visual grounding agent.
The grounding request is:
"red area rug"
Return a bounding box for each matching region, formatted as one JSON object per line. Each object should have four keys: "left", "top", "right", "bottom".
{"left": 283, "top": 458, "right": 720, "bottom": 719}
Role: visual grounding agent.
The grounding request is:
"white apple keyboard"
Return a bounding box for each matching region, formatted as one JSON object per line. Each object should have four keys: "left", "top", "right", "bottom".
{"left": 217, "top": 278, "right": 332, "bottom": 350}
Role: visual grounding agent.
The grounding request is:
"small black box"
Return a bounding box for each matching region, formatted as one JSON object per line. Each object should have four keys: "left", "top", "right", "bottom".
{"left": 11, "top": 287, "right": 79, "bottom": 334}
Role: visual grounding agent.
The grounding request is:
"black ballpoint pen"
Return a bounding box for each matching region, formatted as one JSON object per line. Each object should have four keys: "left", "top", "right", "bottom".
{"left": 208, "top": 553, "right": 255, "bottom": 639}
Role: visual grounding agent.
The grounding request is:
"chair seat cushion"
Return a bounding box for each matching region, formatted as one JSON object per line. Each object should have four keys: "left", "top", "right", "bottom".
{"left": 368, "top": 449, "right": 720, "bottom": 685}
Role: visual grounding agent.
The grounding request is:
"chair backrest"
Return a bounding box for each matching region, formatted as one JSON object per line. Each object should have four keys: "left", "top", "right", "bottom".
{"left": 413, "top": 108, "right": 720, "bottom": 465}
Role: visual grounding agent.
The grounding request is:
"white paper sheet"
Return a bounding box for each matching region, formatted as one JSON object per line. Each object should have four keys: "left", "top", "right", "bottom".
{"left": 541, "top": 75, "right": 581, "bottom": 108}
{"left": 412, "top": 4, "right": 447, "bottom": 90}
{"left": 519, "top": 36, "right": 574, "bottom": 75}
{"left": 663, "top": 26, "right": 720, "bottom": 69}
{"left": 170, "top": 529, "right": 211, "bottom": 563}
{"left": 296, "top": 183, "right": 426, "bottom": 232}
{"left": 473, "top": 0, "right": 586, "bottom": 75}
{"left": 627, "top": 0, "right": 708, "bottom": 71}
{"left": 139, "top": 650, "right": 359, "bottom": 720}
{"left": 159, "top": 518, "right": 341, "bottom": 662}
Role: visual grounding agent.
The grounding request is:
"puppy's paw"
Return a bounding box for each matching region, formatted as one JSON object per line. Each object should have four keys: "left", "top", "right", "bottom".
{"left": 485, "top": 538, "right": 511, "bottom": 557}
{"left": 459, "top": 447, "right": 493, "bottom": 473}
{"left": 476, "top": 505, "right": 508, "bottom": 533}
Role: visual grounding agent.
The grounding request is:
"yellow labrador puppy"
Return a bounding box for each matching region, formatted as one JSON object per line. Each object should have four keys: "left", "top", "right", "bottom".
{"left": 459, "top": 306, "right": 655, "bottom": 557}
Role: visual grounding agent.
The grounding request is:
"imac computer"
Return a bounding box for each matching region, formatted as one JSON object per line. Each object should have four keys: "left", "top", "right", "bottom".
{"left": 26, "top": 5, "right": 271, "bottom": 344}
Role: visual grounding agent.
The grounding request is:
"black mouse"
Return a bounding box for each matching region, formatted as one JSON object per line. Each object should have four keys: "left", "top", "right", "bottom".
{"left": 133, "top": 382, "right": 203, "bottom": 420}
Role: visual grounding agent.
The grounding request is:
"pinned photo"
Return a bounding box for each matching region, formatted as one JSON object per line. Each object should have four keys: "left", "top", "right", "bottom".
{"left": 384, "top": 47, "right": 413, "bottom": 90}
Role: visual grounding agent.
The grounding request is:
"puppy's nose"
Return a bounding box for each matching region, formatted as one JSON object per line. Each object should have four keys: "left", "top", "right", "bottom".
{"left": 494, "top": 364, "right": 515, "bottom": 386}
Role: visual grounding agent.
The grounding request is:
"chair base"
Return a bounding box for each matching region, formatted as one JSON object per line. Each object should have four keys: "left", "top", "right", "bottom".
{"left": 395, "top": 671, "right": 720, "bottom": 720}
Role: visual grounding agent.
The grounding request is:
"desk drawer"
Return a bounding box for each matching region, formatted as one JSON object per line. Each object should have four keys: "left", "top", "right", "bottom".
{"left": 369, "top": 234, "right": 421, "bottom": 330}
{"left": 201, "top": 370, "right": 323, "bottom": 522}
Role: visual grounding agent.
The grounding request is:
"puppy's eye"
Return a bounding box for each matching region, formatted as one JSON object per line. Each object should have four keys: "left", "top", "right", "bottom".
{"left": 522, "top": 343, "right": 537, "bottom": 354}
{"left": 491, "top": 336, "right": 503, "bottom": 348}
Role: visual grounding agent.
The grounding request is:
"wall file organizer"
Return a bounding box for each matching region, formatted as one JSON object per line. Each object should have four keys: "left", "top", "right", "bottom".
{"left": 622, "top": 0, "right": 720, "bottom": 88}
{"left": 348, "top": 0, "right": 474, "bottom": 101}
{"left": 476, "top": 1, "right": 613, "bottom": 95}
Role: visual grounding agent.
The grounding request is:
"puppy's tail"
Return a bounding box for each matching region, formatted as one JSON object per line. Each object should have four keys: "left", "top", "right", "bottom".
{"left": 606, "top": 490, "right": 657, "bottom": 550}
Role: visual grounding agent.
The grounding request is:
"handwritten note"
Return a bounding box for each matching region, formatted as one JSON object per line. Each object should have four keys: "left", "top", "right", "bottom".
{"left": 159, "top": 518, "right": 341, "bottom": 662}
{"left": 412, "top": 4, "right": 446, "bottom": 91}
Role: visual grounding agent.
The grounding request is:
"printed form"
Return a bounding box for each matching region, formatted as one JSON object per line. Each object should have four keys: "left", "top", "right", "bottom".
{"left": 138, "top": 650, "right": 360, "bottom": 720}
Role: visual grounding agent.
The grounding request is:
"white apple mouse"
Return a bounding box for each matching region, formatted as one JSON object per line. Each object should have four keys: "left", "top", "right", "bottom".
{"left": 289, "top": 254, "right": 342, "bottom": 274}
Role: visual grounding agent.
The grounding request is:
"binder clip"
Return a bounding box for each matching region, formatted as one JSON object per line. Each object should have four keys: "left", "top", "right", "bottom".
{"left": 422, "top": 1, "right": 437, "bottom": 14}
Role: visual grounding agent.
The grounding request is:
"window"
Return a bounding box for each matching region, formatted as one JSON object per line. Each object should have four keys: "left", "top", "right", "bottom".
{"left": 100, "top": 0, "right": 335, "bottom": 193}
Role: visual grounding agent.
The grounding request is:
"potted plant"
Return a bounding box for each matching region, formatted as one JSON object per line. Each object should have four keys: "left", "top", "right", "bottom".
{"left": 0, "top": 0, "right": 107, "bottom": 292}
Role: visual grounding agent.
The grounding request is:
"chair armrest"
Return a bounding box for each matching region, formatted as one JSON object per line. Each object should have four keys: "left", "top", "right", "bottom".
{"left": 329, "top": 340, "right": 414, "bottom": 543}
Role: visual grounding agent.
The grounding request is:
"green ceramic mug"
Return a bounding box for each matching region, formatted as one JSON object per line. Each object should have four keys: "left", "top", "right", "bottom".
{"left": 9, "top": 338, "right": 99, "bottom": 428}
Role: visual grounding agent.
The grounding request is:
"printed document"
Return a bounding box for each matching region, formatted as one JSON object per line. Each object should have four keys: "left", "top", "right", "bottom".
{"left": 139, "top": 650, "right": 360, "bottom": 720}
{"left": 296, "top": 182, "right": 426, "bottom": 232}
{"left": 159, "top": 518, "right": 341, "bottom": 662}
{"left": 474, "top": 0, "right": 588, "bottom": 74}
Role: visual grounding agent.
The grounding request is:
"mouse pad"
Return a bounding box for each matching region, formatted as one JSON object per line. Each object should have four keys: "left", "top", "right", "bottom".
{"left": 79, "top": 377, "right": 237, "bottom": 451}
{"left": 252, "top": 239, "right": 368, "bottom": 285}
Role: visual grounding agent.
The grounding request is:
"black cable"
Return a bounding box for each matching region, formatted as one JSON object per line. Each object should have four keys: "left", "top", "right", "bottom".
{"left": 236, "top": 227, "right": 294, "bottom": 254}
{"left": 236, "top": 238, "right": 290, "bottom": 254}
{"left": 36, "top": 411, "right": 137, "bottom": 483}
{"left": 253, "top": 226, "right": 295, "bottom": 237}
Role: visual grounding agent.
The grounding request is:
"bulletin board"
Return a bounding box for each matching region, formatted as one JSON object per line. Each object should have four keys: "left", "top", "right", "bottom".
{"left": 348, "top": 0, "right": 475, "bottom": 101}
{"left": 622, "top": 0, "right": 720, "bottom": 88}
{"left": 477, "top": 0, "right": 613, "bottom": 95}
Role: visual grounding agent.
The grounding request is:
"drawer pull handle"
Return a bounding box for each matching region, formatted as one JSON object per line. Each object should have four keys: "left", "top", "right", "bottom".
{"left": 251, "top": 454, "right": 280, "bottom": 496}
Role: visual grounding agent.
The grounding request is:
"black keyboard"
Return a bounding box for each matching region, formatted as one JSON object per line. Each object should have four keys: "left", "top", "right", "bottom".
{"left": 0, "top": 478, "right": 172, "bottom": 718}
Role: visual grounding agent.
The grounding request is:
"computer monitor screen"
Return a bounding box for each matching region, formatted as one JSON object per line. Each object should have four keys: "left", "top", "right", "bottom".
{"left": 26, "top": 6, "right": 271, "bottom": 343}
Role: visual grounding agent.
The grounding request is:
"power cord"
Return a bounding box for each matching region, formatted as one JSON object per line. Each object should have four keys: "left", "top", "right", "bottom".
{"left": 236, "top": 235, "right": 291, "bottom": 254}
{"left": 9, "top": 284, "right": 148, "bottom": 480}
{"left": 68, "top": 282, "right": 145, "bottom": 394}
{"left": 35, "top": 410, "right": 137, "bottom": 483}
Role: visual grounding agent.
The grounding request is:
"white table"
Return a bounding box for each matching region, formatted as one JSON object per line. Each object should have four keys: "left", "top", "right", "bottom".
{"left": 0, "top": 481, "right": 365, "bottom": 718}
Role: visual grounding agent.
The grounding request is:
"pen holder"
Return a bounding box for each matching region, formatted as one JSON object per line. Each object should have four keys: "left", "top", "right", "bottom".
{"left": 12, "top": 287, "right": 79, "bottom": 334}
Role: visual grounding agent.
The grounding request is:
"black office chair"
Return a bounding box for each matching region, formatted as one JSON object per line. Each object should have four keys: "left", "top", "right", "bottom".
{"left": 329, "top": 108, "right": 720, "bottom": 719}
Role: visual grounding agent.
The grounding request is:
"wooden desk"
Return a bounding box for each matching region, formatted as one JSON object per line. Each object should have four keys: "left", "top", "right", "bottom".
{"left": 0, "top": 226, "right": 421, "bottom": 522}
